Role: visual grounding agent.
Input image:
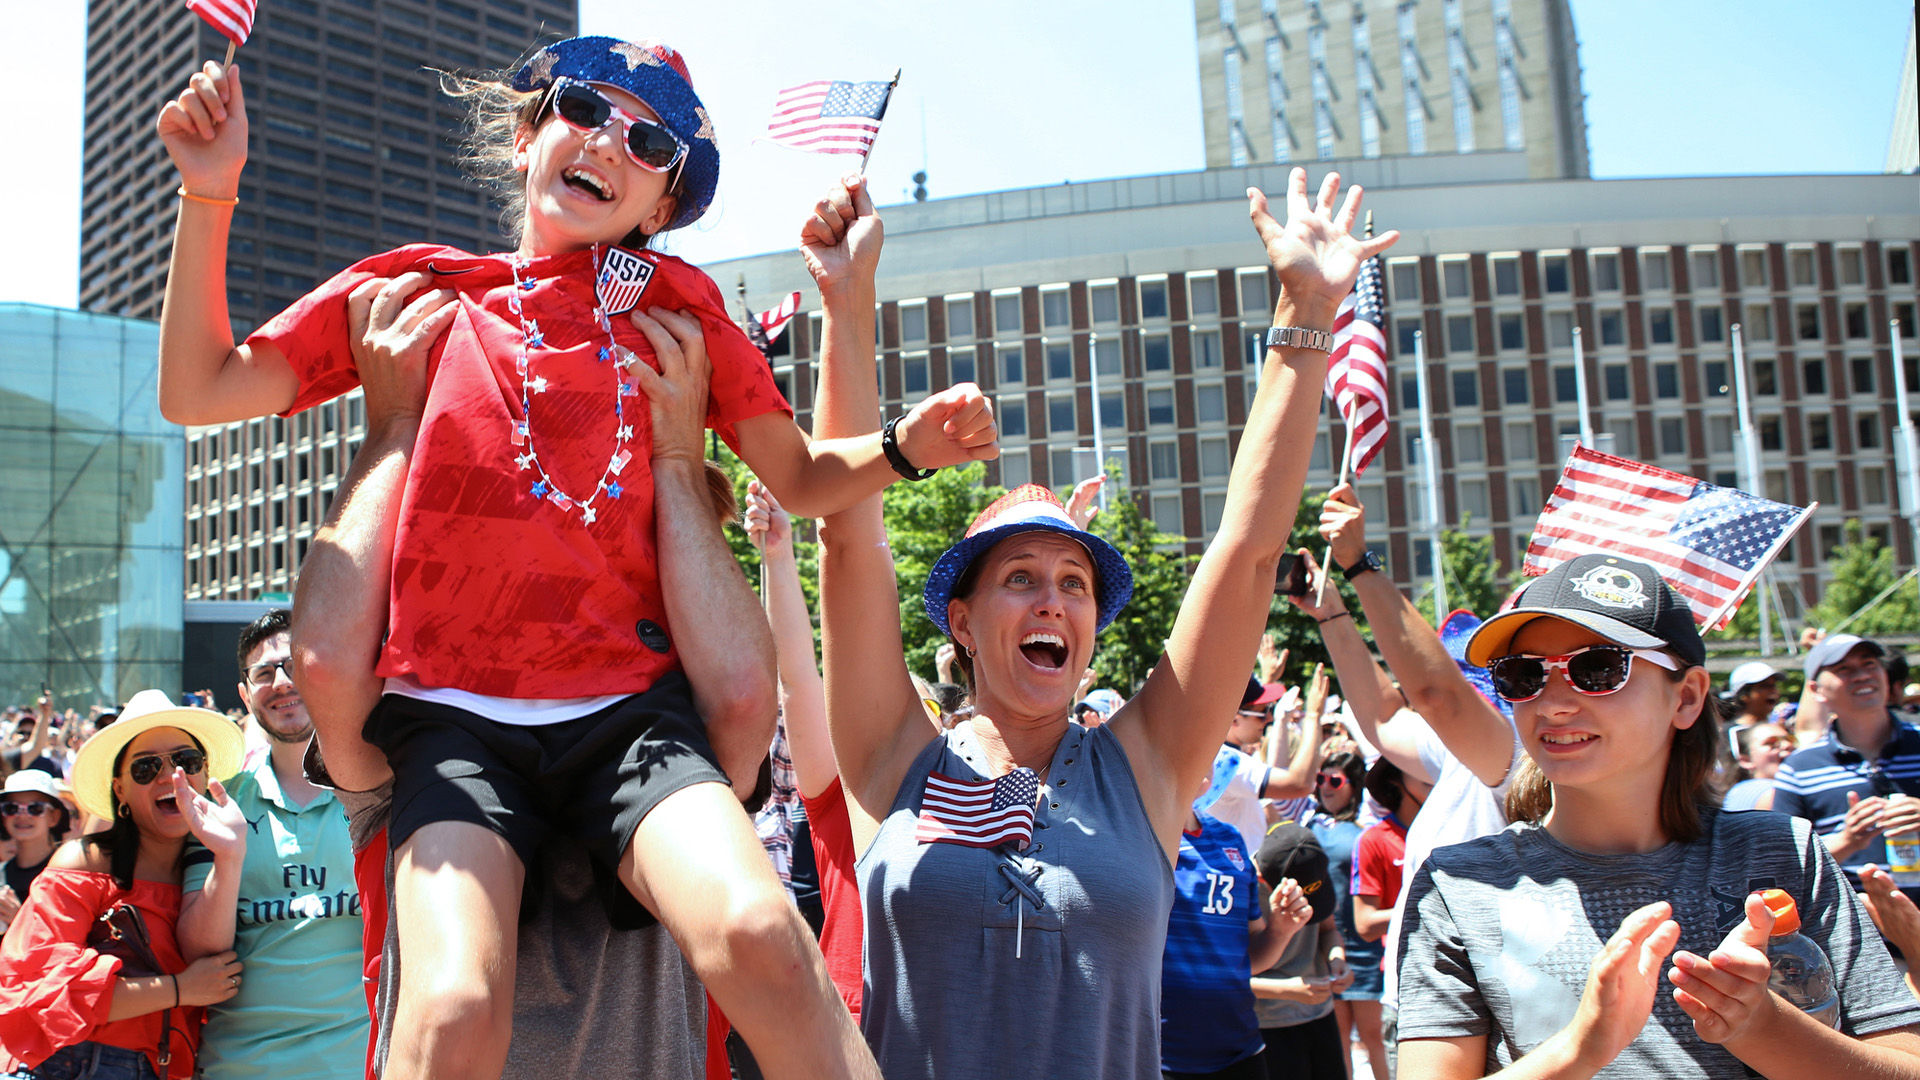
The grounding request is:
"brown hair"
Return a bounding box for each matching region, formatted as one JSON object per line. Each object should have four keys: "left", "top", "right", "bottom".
{"left": 1504, "top": 662, "right": 1727, "bottom": 843}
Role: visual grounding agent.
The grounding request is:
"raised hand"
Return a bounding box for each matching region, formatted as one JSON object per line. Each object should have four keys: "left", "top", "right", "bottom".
{"left": 895, "top": 384, "right": 998, "bottom": 470}
{"left": 627, "top": 307, "right": 713, "bottom": 466}
{"left": 1269, "top": 877, "right": 1314, "bottom": 938}
{"left": 744, "top": 479, "right": 793, "bottom": 553}
{"left": 346, "top": 274, "right": 457, "bottom": 428}
{"left": 1668, "top": 892, "right": 1779, "bottom": 1047}
{"left": 1065, "top": 474, "right": 1105, "bottom": 529}
{"left": 1560, "top": 901, "right": 1682, "bottom": 1071}
{"left": 173, "top": 770, "right": 246, "bottom": 863}
{"left": 1257, "top": 634, "right": 1287, "bottom": 684}
{"left": 800, "top": 174, "right": 884, "bottom": 297}
{"left": 1284, "top": 549, "right": 1347, "bottom": 622}
{"left": 156, "top": 62, "right": 249, "bottom": 198}
{"left": 1319, "top": 484, "right": 1369, "bottom": 568}
{"left": 1246, "top": 169, "right": 1398, "bottom": 323}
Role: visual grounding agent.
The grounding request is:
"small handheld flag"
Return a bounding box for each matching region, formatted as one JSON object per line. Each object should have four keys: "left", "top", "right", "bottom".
{"left": 757, "top": 292, "right": 802, "bottom": 344}
{"left": 1525, "top": 445, "right": 1816, "bottom": 630}
{"left": 765, "top": 74, "right": 898, "bottom": 166}
{"left": 914, "top": 768, "right": 1038, "bottom": 850}
{"left": 186, "top": 0, "right": 257, "bottom": 48}
{"left": 1325, "top": 252, "right": 1390, "bottom": 478}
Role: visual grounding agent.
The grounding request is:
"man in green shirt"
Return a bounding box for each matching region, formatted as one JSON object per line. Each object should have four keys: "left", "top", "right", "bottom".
{"left": 181, "top": 610, "right": 367, "bottom": 1080}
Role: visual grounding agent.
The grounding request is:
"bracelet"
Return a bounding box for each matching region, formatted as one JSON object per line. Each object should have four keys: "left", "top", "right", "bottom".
{"left": 1316, "top": 611, "right": 1351, "bottom": 625}
{"left": 169, "top": 973, "right": 179, "bottom": 1008}
{"left": 880, "top": 414, "right": 938, "bottom": 481}
{"left": 177, "top": 186, "right": 240, "bottom": 207}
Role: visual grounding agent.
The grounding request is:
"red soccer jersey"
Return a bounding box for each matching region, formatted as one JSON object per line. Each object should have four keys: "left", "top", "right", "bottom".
{"left": 1351, "top": 814, "right": 1409, "bottom": 909}
{"left": 801, "top": 778, "right": 863, "bottom": 1023}
{"left": 248, "top": 244, "right": 790, "bottom": 699}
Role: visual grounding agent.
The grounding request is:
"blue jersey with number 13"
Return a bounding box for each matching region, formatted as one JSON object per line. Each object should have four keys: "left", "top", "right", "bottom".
{"left": 1160, "top": 811, "right": 1265, "bottom": 1073}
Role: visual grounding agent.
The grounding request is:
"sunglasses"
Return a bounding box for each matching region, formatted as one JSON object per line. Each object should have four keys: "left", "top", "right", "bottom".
{"left": 1488, "top": 645, "right": 1680, "bottom": 703}
{"left": 1315, "top": 773, "right": 1348, "bottom": 789}
{"left": 1755, "top": 736, "right": 1796, "bottom": 753}
{"left": 245, "top": 658, "right": 293, "bottom": 687}
{"left": 0, "top": 801, "right": 56, "bottom": 818}
{"left": 126, "top": 749, "right": 208, "bottom": 786}
{"left": 546, "top": 78, "right": 688, "bottom": 174}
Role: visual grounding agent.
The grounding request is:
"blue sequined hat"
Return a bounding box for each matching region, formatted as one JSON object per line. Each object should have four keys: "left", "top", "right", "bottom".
{"left": 923, "top": 484, "right": 1133, "bottom": 637}
{"left": 511, "top": 36, "right": 719, "bottom": 232}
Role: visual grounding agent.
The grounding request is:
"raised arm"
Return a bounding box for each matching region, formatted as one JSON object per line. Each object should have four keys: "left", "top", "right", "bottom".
{"left": 804, "top": 177, "right": 939, "bottom": 850}
{"left": 1321, "top": 484, "right": 1515, "bottom": 786}
{"left": 744, "top": 481, "right": 837, "bottom": 800}
{"left": 1112, "top": 170, "right": 1398, "bottom": 851}
{"left": 1263, "top": 665, "right": 1327, "bottom": 800}
{"left": 289, "top": 278, "right": 454, "bottom": 793}
{"left": 628, "top": 310, "right": 777, "bottom": 797}
{"left": 1286, "top": 550, "right": 1430, "bottom": 778}
{"left": 154, "top": 62, "right": 301, "bottom": 424}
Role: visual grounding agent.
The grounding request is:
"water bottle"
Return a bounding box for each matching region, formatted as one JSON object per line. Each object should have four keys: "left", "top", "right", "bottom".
{"left": 1758, "top": 889, "right": 1839, "bottom": 1028}
{"left": 1885, "top": 793, "right": 1920, "bottom": 888}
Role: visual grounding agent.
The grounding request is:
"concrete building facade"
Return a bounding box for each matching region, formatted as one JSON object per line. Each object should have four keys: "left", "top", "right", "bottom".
{"left": 712, "top": 154, "right": 1920, "bottom": 620}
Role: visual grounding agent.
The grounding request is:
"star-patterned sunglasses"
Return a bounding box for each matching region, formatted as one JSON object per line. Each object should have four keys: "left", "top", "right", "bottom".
{"left": 1488, "top": 645, "right": 1679, "bottom": 703}
{"left": 544, "top": 78, "right": 688, "bottom": 174}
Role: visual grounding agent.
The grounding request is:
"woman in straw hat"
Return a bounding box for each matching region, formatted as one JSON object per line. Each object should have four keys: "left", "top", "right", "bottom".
{"left": 0, "top": 691, "right": 249, "bottom": 1079}
{"left": 807, "top": 167, "right": 1398, "bottom": 1077}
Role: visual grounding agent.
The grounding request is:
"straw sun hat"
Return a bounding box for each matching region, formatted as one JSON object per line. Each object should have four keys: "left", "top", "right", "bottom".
{"left": 68, "top": 689, "right": 245, "bottom": 821}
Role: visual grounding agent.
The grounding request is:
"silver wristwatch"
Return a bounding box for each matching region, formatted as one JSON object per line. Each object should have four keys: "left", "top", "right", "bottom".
{"left": 1266, "top": 326, "right": 1336, "bottom": 353}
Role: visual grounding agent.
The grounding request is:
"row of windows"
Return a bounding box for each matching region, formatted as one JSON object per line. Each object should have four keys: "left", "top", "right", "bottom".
{"left": 890, "top": 274, "right": 1274, "bottom": 344}
{"left": 1389, "top": 298, "right": 1919, "bottom": 359}
{"left": 1398, "top": 353, "right": 1920, "bottom": 413}
{"left": 1391, "top": 245, "right": 1914, "bottom": 305}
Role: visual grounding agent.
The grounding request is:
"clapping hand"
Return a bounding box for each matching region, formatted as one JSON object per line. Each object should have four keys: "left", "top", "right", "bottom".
{"left": 172, "top": 768, "right": 246, "bottom": 863}
{"left": 1668, "top": 892, "right": 1778, "bottom": 1047}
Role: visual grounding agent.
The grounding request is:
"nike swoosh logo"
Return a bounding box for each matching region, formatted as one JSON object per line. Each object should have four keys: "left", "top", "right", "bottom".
{"left": 1392, "top": 859, "right": 1404, "bottom": 866}
{"left": 425, "top": 262, "right": 477, "bottom": 275}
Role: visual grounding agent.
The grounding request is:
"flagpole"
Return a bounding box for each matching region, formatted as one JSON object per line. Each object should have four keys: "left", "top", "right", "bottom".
{"left": 1730, "top": 322, "right": 1773, "bottom": 655}
{"left": 1414, "top": 327, "right": 1447, "bottom": 625}
{"left": 1891, "top": 320, "right": 1920, "bottom": 576}
{"left": 1088, "top": 330, "right": 1109, "bottom": 513}
{"left": 1314, "top": 409, "right": 1358, "bottom": 606}
{"left": 858, "top": 69, "right": 902, "bottom": 177}
{"left": 1571, "top": 324, "right": 1594, "bottom": 450}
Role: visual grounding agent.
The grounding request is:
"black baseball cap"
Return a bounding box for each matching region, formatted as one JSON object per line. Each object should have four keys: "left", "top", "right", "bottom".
{"left": 1466, "top": 552, "right": 1705, "bottom": 669}
{"left": 1254, "top": 822, "right": 1336, "bottom": 924}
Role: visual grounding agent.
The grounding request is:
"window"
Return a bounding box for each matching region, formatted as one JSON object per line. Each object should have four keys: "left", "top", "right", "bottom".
{"left": 1001, "top": 450, "right": 1031, "bottom": 489}
{"left": 1401, "top": 375, "right": 1420, "bottom": 410}
{"left": 1593, "top": 253, "right": 1621, "bottom": 292}
{"left": 1090, "top": 285, "right": 1119, "bottom": 324}
{"left": 1051, "top": 448, "right": 1076, "bottom": 485}
{"left": 1042, "top": 290, "right": 1070, "bottom": 329}
{"left": 1451, "top": 369, "right": 1479, "bottom": 408}
{"left": 1391, "top": 262, "right": 1421, "bottom": 303}
{"left": 1603, "top": 364, "right": 1629, "bottom": 401}
{"left": 1000, "top": 400, "right": 1026, "bottom": 437}
{"left": 1190, "top": 276, "right": 1219, "bottom": 316}
{"left": 1498, "top": 313, "right": 1525, "bottom": 351}
{"left": 1796, "top": 304, "right": 1821, "bottom": 341}
{"left": 900, "top": 304, "right": 927, "bottom": 343}
{"left": 1699, "top": 305, "right": 1724, "bottom": 342}
{"left": 1543, "top": 255, "right": 1570, "bottom": 294}
{"left": 1460, "top": 480, "right": 1490, "bottom": 522}
{"left": 1095, "top": 338, "right": 1121, "bottom": 377}
{"left": 1046, "top": 343, "right": 1073, "bottom": 381}
{"left": 951, "top": 351, "right": 976, "bottom": 386}
{"left": 1803, "top": 359, "right": 1827, "bottom": 395}
{"left": 1048, "top": 395, "right": 1075, "bottom": 434}
{"left": 1240, "top": 271, "right": 1270, "bottom": 315}
{"left": 1758, "top": 415, "right": 1782, "bottom": 451}
{"left": 1554, "top": 366, "right": 1578, "bottom": 402}
{"left": 1442, "top": 260, "right": 1471, "bottom": 299}
{"left": 1599, "top": 309, "right": 1625, "bottom": 346}
{"left": 1839, "top": 248, "right": 1865, "bottom": 286}
{"left": 1691, "top": 250, "right": 1720, "bottom": 290}
{"left": 1900, "top": 303, "right": 1918, "bottom": 336}
{"left": 1808, "top": 415, "right": 1831, "bottom": 451}
{"left": 1099, "top": 392, "right": 1125, "bottom": 430}
{"left": 1764, "top": 470, "right": 1789, "bottom": 503}
{"left": 1863, "top": 466, "right": 1888, "bottom": 504}
{"left": 1143, "top": 334, "right": 1171, "bottom": 372}
{"left": 1659, "top": 417, "right": 1686, "bottom": 456}
{"left": 1741, "top": 249, "right": 1769, "bottom": 289}
{"left": 1447, "top": 315, "right": 1474, "bottom": 354}
{"left": 1891, "top": 247, "right": 1913, "bottom": 285}
{"left": 1642, "top": 251, "right": 1670, "bottom": 291}
{"left": 1708, "top": 415, "right": 1734, "bottom": 453}
{"left": 1152, "top": 494, "right": 1184, "bottom": 536}
{"left": 1503, "top": 368, "right": 1529, "bottom": 405}
{"left": 1605, "top": 419, "right": 1637, "bottom": 457}
{"left": 1455, "top": 423, "right": 1485, "bottom": 463}
{"left": 1000, "top": 346, "right": 1024, "bottom": 384}
{"left": 1845, "top": 303, "right": 1869, "bottom": 340}
{"left": 1197, "top": 384, "right": 1227, "bottom": 423}
{"left": 1703, "top": 360, "right": 1730, "bottom": 397}
{"left": 1200, "top": 437, "right": 1231, "bottom": 477}
{"left": 1139, "top": 279, "right": 1169, "bottom": 319}
{"left": 1149, "top": 441, "right": 1179, "bottom": 481}
{"left": 1648, "top": 308, "right": 1674, "bottom": 345}
{"left": 903, "top": 354, "right": 929, "bottom": 395}
{"left": 1746, "top": 304, "right": 1773, "bottom": 341}
{"left": 1654, "top": 363, "right": 1679, "bottom": 399}
{"left": 1819, "top": 524, "right": 1844, "bottom": 558}
{"left": 1753, "top": 359, "right": 1777, "bottom": 396}
{"left": 1507, "top": 420, "right": 1535, "bottom": 460}
{"left": 1548, "top": 311, "right": 1574, "bottom": 348}
{"left": 995, "top": 293, "right": 1023, "bottom": 336}
{"left": 1397, "top": 318, "right": 1421, "bottom": 356}
{"left": 1789, "top": 248, "right": 1815, "bottom": 287}
{"left": 1148, "top": 388, "right": 1175, "bottom": 425}
{"left": 1511, "top": 477, "right": 1540, "bottom": 517}
{"left": 1194, "top": 330, "right": 1223, "bottom": 369}
{"left": 1203, "top": 492, "right": 1228, "bottom": 534}
{"left": 1852, "top": 356, "right": 1877, "bottom": 395}
{"left": 1493, "top": 257, "right": 1520, "bottom": 296}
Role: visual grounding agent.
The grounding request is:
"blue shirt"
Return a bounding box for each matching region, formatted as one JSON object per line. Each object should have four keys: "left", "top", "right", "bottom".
{"left": 1311, "top": 813, "right": 1383, "bottom": 965}
{"left": 1772, "top": 714, "right": 1920, "bottom": 882}
{"left": 1160, "top": 812, "right": 1264, "bottom": 1074}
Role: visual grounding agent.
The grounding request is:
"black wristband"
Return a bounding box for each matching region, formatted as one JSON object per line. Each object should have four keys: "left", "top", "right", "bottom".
{"left": 1316, "top": 611, "right": 1351, "bottom": 625}
{"left": 170, "top": 973, "right": 179, "bottom": 1008}
{"left": 881, "top": 414, "right": 938, "bottom": 481}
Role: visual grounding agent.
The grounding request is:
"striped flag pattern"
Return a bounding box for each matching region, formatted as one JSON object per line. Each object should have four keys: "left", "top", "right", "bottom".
{"left": 758, "top": 291, "right": 802, "bottom": 343}
{"left": 914, "top": 768, "right": 1038, "bottom": 850}
{"left": 185, "top": 0, "right": 257, "bottom": 45}
{"left": 1325, "top": 253, "right": 1390, "bottom": 476}
{"left": 765, "top": 79, "right": 894, "bottom": 157}
{"left": 1524, "top": 445, "right": 1816, "bottom": 629}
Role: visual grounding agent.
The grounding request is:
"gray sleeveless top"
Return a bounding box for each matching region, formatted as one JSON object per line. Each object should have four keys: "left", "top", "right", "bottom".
{"left": 858, "top": 720, "right": 1175, "bottom": 1079}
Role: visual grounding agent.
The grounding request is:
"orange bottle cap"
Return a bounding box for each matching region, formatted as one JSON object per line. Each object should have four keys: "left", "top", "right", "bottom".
{"left": 1758, "top": 888, "right": 1801, "bottom": 935}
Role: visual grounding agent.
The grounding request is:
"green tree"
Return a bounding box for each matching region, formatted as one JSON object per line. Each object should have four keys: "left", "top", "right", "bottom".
{"left": 1412, "top": 517, "right": 1507, "bottom": 624}
{"left": 1807, "top": 520, "right": 1920, "bottom": 636}
{"left": 882, "top": 464, "right": 1004, "bottom": 681}
{"left": 1262, "top": 491, "right": 1371, "bottom": 680}
{"left": 1708, "top": 578, "right": 1797, "bottom": 644}
{"left": 1083, "top": 478, "right": 1195, "bottom": 695}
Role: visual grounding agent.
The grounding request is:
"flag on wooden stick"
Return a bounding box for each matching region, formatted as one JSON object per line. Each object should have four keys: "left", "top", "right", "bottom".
{"left": 765, "top": 75, "right": 897, "bottom": 162}
{"left": 186, "top": 0, "right": 257, "bottom": 46}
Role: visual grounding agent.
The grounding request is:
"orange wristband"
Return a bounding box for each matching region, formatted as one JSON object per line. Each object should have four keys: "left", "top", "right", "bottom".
{"left": 177, "top": 186, "right": 239, "bottom": 207}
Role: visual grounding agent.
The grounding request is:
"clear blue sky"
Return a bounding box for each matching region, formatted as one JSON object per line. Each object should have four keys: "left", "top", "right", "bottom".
{"left": 3, "top": 1, "right": 1910, "bottom": 308}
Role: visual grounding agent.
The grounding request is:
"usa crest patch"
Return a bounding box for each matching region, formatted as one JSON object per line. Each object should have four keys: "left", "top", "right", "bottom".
{"left": 1225, "top": 847, "right": 1245, "bottom": 871}
{"left": 596, "top": 246, "right": 655, "bottom": 315}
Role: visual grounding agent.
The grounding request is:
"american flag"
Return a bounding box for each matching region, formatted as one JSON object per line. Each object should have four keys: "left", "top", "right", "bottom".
{"left": 1525, "top": 445, "right": 1816, "bottom": 629}
{"left": 758, "top": 291, "right": 802, "bottom": 343}
{"left": 1325, "top": 254, "right": 1390, "bottom": 476}
{"left": 185, "top": 0, "right": 257, "bottom": 45}
{"left": 765, "top": 79, "right": 895, "bottom": 158}
{"left": 914, "top": 768, "right": 1038, "bottom": 849}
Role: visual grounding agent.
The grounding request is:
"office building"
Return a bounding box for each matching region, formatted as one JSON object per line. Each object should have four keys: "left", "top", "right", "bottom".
{"left": 1196, "top": 0, "right": 1589, "bottom": 179}
{"left": 712, "top": 153, "right": 1920, "bottom": 619}
{"left": 0, "top": 305, "right": 184, "bottom": 706}
{"left": 1889, "top": 14, "right": 1917, "bottom": 175}
{"left": 79, "top": 0, "right": 580, "bottom": 600}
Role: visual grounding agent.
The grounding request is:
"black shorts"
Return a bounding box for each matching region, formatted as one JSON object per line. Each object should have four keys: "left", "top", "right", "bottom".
{"left": 365, "top": 671, "right": 729, "bottom": 885}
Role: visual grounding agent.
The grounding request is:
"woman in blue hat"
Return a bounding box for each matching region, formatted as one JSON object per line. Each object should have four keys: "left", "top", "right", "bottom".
{"left": 808, "top": 167, "right": 1398, "bottom": 1078}
{"left": 148, "top": 36, "right": 941, "bottom": 1078}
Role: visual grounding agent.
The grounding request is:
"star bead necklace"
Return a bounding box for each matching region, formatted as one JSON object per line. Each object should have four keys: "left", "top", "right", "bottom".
{"left": 504, "top": 245, "right": 641, "bottom": 526}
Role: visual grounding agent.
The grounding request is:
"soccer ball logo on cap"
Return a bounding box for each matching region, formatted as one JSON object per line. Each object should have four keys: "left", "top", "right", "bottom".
{"left": 1571, "top": 564, "right": 1647, "bottom": 610}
